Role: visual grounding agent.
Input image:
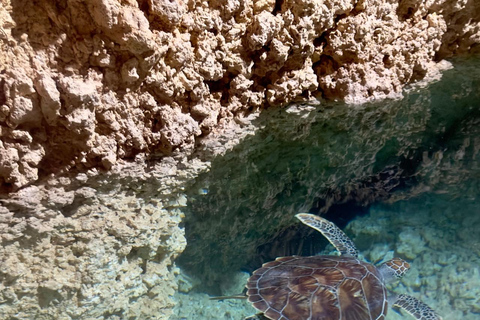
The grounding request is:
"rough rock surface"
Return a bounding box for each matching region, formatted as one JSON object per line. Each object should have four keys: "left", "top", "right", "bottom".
{"left": 0, "top": 0, "right": 479, "bottom": 319}
{"left": 0, "top": 157, "right": 210, "bottom": 320}
{"left": 0, "top": 0, "right": 479, "bottom": 190}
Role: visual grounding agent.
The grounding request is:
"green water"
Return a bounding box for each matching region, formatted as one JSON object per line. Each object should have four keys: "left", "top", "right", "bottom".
{"left": 173, "top": 55, "right": 480, "bottom": 319}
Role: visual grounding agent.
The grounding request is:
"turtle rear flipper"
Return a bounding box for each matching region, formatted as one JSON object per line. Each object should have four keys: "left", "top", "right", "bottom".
{"left": 393, "top": 293, "right": 443, "bottom": 320}
{"left": 295, "top": 213, "right": 358, "bottom": 257}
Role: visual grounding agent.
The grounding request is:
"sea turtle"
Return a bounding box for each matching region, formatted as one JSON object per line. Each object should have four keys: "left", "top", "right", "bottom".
{"left": 246, "top": 213, "right": 442, "bottom": 320}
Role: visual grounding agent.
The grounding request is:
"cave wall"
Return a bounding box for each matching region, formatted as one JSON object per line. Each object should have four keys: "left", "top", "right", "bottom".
{"left": 0, "top": 0, "right": 479, "bottom": 190}
{"left": 0, "top": 0, "right": 479, "bottom": 319}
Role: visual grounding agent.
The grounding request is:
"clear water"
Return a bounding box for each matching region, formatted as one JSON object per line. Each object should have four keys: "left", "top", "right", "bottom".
{"left": 173, "top": 55, "right": 480, "bottom": 319}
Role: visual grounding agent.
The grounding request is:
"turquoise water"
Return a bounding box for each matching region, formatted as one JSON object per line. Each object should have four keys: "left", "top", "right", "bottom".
{"left": 348, "top": 194, "right": 480, "bottom": 319}
{"left": 173, "top": 55, "right": 480, "bottom": 319}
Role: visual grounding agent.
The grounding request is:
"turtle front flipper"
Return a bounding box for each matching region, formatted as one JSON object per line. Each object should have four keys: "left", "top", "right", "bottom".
{"left": 393, "top": 293, "right": 443, "bottom": 320}
{"left": 295, "top": 213, "right": 358, "bottom": 257}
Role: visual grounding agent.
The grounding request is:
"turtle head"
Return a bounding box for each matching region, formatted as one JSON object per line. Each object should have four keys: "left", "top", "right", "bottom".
{"left": 379, "top": 257, "right": 410, "bottom": 283}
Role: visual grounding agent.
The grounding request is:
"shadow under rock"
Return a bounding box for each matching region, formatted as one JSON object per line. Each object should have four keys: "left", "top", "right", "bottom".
{"left": 176, "top": 55, "right": 480, "bottom": 294}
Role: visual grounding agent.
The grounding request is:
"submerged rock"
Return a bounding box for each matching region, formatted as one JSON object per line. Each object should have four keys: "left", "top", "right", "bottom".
{"left": 0, "top": 159, "right": 207, "bottom": 320}
{"left": 348, "top": 195, "right": 480, "bottom": 320}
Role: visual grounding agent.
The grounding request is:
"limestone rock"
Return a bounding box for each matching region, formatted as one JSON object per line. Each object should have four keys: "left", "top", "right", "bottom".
{"left": 148, "top": 0, "right": 187, "bottom": 29}
{"left": 34, "top": 73, "right": 61, "bottom": 125}
{"left": 0, "top": 0, "right": 479, "bottom": 189}
{"left": 0, "top": 160, "right": 205, "bottom": 320}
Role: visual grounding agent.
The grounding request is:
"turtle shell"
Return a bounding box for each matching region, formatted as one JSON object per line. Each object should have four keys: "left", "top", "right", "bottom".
{"left": 247, "top": 255, "right": 388, "bottom": 320}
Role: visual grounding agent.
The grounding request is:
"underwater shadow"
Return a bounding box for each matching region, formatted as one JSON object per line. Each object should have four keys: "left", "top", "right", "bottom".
{"left": 177, "top": 55, "right": 480, "bottom": 294}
